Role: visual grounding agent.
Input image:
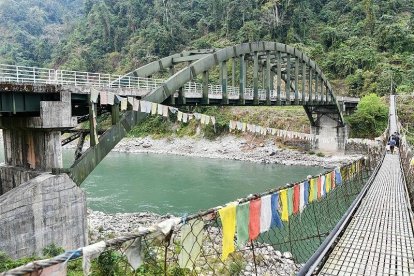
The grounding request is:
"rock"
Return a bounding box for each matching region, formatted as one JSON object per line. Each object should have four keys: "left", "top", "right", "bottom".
{"left": 269, "top": 151, "right": 276, "bottom": 156}
{"left": 283, "top": 252, "right": 293, "bottom": 259}
{"left": 142, "top": 144, "right": 151, "bottom": 148}
{"left": 259, "top": 143, "right": 264, "bottom": 147}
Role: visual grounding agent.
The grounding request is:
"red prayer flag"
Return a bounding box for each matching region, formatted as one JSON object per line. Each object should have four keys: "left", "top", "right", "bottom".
{"left": 317, "top": 176, "right": 322, "bottom": 199}
{"left": 249, "top": 199, "right": 261, "bottom": 241}
{"left": 331, "top": 171, "right": 336, "bottom": 190}
{"left": 293, "top": 185, "right": 300, "bottom": 214}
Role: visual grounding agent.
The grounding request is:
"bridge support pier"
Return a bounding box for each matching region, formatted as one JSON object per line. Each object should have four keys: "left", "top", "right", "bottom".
{"left": 0, "top": 90, "right": 88, "bottom": 259}
{"left": 305, "top": 105, "right": 347, "bottom": 152}
{"left": 310, "top": 115, "right": 347, "bottom": 153}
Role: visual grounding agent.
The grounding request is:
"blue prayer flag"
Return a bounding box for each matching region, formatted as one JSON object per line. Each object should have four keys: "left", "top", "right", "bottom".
{"left": 304, "top": 180, "right": 309, "bottom": 205}
{"left": 270, "top": 193, "right": 283, "bottom": 228}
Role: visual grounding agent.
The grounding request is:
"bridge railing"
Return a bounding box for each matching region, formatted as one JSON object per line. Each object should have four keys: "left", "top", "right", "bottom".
{"left": 0, "top": 64, "right": 165, "bottom": 90}
{"left": 2, "top": 158, "right": 375, "bottom": 276}
{"left": 0, "top": 63, "right": 333, "bottom": 104}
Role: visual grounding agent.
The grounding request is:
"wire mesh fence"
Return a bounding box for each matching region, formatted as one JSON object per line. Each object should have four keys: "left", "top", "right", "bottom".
{"left": 1, "top": 156, "right": 380, "bottom": 276}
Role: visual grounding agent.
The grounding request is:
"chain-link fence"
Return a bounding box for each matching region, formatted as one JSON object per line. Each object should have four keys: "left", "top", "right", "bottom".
{"left": 2, "top": 156, "right": 379, "bottom": 276}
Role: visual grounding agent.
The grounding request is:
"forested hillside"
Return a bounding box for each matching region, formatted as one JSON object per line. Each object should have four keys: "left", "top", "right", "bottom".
{"left": 1, "top": 0, "right": 413, "bottom": 96}
{"left": 0, "top": 0, "right": 83, "bottom": 66}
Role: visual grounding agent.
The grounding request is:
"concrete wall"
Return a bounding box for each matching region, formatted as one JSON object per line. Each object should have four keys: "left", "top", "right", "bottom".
{"left": 0, "top": 166, "right": 40, "bottom": 195}
{"left": 0, "top": 173, "right": 87, "bottom": 259}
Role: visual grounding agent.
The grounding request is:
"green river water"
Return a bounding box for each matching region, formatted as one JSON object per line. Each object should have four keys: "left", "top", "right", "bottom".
{"left": 72, "top": 152, "right": 324, "bottom": 215}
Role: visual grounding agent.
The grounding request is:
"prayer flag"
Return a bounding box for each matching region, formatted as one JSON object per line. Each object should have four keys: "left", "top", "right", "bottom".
{"left": 270, "top": 193, "right": 283, "bottom": 228}
{"left": 133, "top": 99, "right": 140, "bottom": 111}
{"left": 335, "top": 168, "right": 342, "bottom": 185}
{"left": 178, "top": 219, "right": 204, "bottom": 269}
{"left": 321, "top": 175, "right": 326, "bottom": 198}
{"left": 100, "top": 92, "right": 108, "bottom": 105}
{"left": 309, "top": 178, "right": 317, "bottom": 202}
{"left": 287, "top": 187, "right": 294, "bottom": 216}
{"left": 249, "top": 199, "right": 261, "bottom": 241}
{"left": 280, "top": 190, "right": 289, "bottom": 221}
{"left": 260, "top": 195, "right": 272, "bottom": 233}
{"left": 157, "top": 104, "right": 163, "bottom": 115}
{"left": 304, "top": 180, "right": 310, "bottom": 205}
{"left": 127, "top": 97, "right": 134, "bottom": 106}
{"left": 108, "top": 93, "right": 115, "bottom": 105}
{"left": 125, "top": 238, "right": 144, "bottom": 270}
{"left": 90, "top": 89, "right": 99, "bottom": 103}
{"left": 299, "top": 182, "right": 305, "bottom": 212}
{"left": 177, "top": 111, "right": 183, "bottom": 122}
{"left": 162, "top": 105, "right": 169, "bottom": 117}
{"left": 151, "top": 103, "right": 157, "bottom": 115}
{"left": 218, "top": 203, "right": 237, "bottom": 261}
{"left": 121, "top": 98, "right": 128, "bottom": 111}
{"left": 293, "top": 185, "right": 300, "bottom": 214}
{"left": 330, "top": 171, "right": 335, "bottom": 190}
{"left": 205, "top": 115, "right": 210, "bottom": 125}
{"left": 211, "top": 116, "right": 216, "bottom": 125}
{"left": 317, "top": 176, "right": 322, "bottom": 200}
{"left": 326, "top": 173, "right": 331, "bottom": 193}
{"left": 183, "top": 113, "right": 188, "bottom": 123}
{"left": 242, "top": 123, "right": 247, "bottom": 132}
{"left": 236, "top": 202, "right": 250, "bottom": 248}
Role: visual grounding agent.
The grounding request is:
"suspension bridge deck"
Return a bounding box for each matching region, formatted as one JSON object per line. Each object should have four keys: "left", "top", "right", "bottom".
{"left": 320, "top": 153, "right": 414, "bottom": 275}
{"left": 318, "top": 95, "right": 414, "bottom": 275}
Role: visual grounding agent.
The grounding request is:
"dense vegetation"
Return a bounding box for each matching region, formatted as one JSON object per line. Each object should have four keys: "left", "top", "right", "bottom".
{"left": 1, "top": 0, "right": 413, "bottom": 96}
{"left": 0, "top": 0, "right": 83, "bottom": 66}
{"left": 347, "top": 94, "right": 389, "bottom": 138}
{"left": 397, "top": 95, "right": 414, "bottom": 144}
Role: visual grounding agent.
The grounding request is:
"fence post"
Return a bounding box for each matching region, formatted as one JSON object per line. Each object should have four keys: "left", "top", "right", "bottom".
{"left": 16, "top": 65, "right": 19, "bottom": 82}
{"left": 250, "top": 240, "right": 258, "bottom": 276}
{"left": 33, "top": 67, "right": 36, "bottom": 83}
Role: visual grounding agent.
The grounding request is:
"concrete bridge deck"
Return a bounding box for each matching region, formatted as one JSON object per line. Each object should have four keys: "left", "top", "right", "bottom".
{"left": 317, "top": 95, "right": 414, "bottom": 275}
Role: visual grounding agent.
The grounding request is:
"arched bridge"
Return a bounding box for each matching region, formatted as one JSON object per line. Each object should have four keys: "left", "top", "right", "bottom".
{"left": 119, "top": 42, "right": 345, "bottom": 127}
{"left": 0, "top": 42, "right": 351, "bottom": 186}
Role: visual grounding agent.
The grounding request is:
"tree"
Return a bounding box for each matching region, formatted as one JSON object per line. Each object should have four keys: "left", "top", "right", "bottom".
{"left": 347, "top": 93, "right": 389, "bottom": 138}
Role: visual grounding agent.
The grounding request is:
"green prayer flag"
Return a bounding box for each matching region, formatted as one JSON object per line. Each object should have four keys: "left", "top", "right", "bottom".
{"left": 236, "top": 202, "right": 250, "bottom": 248}
{"left": 287, "top": 188, "right": 294, "bottom": 216}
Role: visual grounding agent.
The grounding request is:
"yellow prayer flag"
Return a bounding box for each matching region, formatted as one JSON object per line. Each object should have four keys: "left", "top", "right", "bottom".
{"left": 309, "top": 178, "right": 315, "bottom": 202}
{"left": 326, "top": 173, "right": 331, "bottom": 193}
{"left": 280, "top": 189, "right": 289, "bottom": 222}
{"left": 218, "top": 203, "right": 237, "bottom": 261}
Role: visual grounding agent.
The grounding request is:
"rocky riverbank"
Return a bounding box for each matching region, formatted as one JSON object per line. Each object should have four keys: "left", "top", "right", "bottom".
{"left": 70, "top": 135, "right": 361, "bottom": 168}
{"left": 88, "top": 209, "right": 299, "bottom": 275}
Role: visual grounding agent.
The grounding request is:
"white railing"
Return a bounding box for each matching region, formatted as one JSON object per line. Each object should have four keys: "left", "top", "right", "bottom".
{"left": 0, "top": 64, "right": 164, "bottom": 90}
{"left": 1, "top": 64, "right": 332, "bottom": 104}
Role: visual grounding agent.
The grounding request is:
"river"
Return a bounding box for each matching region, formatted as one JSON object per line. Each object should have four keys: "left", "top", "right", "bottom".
{"left": 72, "top": 152, "right": 324, "bottom": 215}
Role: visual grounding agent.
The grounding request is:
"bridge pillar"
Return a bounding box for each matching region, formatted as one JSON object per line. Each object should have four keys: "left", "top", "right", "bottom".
{"left": 0, "top": 90, "right": 87, "bottom": 259}
{"left": 311, "top": 115, "right": 347, "bottom": 153}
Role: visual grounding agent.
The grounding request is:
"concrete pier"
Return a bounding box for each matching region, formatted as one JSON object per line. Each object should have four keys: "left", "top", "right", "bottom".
{"left": 311, "top": 116, "right": 347, "bottom": 153}
{"left": 0, "top": 90, "right": 87, "bottom": 258}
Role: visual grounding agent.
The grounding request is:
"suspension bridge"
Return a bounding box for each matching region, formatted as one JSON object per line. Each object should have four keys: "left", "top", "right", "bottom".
{"left": 0, "top": 42, "right": 412, "bottom": 275}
